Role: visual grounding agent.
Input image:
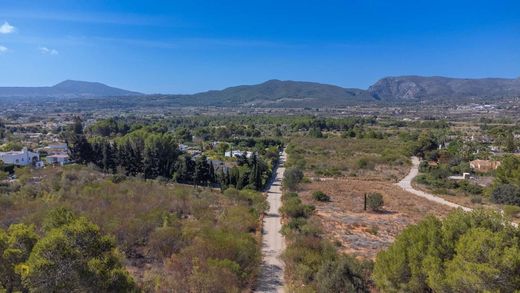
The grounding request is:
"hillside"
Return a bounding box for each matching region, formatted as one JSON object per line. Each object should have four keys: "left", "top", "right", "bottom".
{"left": 2, "top": 76, "right": 520, "bottom": 106}
{"left": 181, "top": 79, "right": 374, "bottom": 107}
{"left": 0, "top": 80, "right": 142, "bottom": 98}
{"left": 368, "top": 76, "right": 520, "bottom": 101}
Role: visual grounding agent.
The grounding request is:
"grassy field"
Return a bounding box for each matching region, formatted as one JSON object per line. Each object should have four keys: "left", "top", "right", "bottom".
{"left": 287, "top": 136, "right": 410, "bottom": 181}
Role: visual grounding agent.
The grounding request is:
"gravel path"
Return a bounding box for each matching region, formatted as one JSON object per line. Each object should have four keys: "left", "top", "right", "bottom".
{"left": 397, "top": 157, "right": 472, "bottom": 212}
{"left": 255, "top": 150, "right": 286, "bottom": 293}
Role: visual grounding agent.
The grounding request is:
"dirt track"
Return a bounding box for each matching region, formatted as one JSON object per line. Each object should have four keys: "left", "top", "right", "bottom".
{"left": 255, "top": 150, "right": 286, "bottom": 293}
{"left": 397, "top": 157, "right": 472, "bottom": 211}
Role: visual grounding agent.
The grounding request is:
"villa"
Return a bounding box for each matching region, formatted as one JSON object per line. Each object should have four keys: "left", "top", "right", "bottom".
{"left": 46, "top": 154, "right": 70, "bottom": 166}
{"left": 0, "top": 147, "right": 40, "bottom": 166}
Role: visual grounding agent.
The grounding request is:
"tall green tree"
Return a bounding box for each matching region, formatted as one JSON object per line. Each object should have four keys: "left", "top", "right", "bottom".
{"left": 194, "top": 155, "right": 210, "bottom": 186}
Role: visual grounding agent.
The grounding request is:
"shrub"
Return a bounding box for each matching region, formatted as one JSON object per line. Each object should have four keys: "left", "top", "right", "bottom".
{"left": 366, "top": 192, "right": 384, "bottom": 211}
{"left": 503, "top": 205, "right": 520, "bottom": 218}
{"left": 470, "top": 195, "right": 483, "bottom": 204}
{"left": 356, "top": 157, "right": 375, "bottom": 170}
{"left": 111, "top": 174, "right": 127, "bottom": 183}
{"left": 316, "top": 255, "right": 371, "bottom": 293}
{"left": 283, "top": 167, "right": 304, "bottom": 190}
{"left": 490, "top": 184, "right": 520, "bottom": 206}
{"left": 312, "top": 191, "right": 330, "bottom": 202}
{"left": 147, "top": 225, "right": 184, "bottom": 259}
{"left": 458, "top": 180, "right": 483, "bottom": 195}
{"left": 281, "top": 197, "right": 315, "bottom": 219}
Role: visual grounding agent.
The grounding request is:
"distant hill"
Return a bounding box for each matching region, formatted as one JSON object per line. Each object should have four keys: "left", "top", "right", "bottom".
{"left": 0, "top": 80, "right": 142, "bottom": 98}
{"left": 181, "top": 79, "right": 374, "bottom": 107}
{"left": 368, "top": 76, "right": 520, "bottom": 102}
{"left": 2, "top": 76, "right": 520, "bottom": 106}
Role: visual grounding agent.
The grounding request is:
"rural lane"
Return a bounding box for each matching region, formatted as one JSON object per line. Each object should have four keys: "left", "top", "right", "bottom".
{"left": 397, "top": 157, "right": 472, "bottom": 211}
{"left": 255, "top": 150, "right": 287, "bottom": 293}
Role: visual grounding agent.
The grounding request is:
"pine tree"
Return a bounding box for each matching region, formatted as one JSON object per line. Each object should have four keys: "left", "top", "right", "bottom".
{"left": 194, "top": 155, "right": 210, "bottom": 186}
{"left": 143, "top": 145, "right": 160, "bottom": 179}
{"left": 208, "top": 161, "right": 215, "bottom": 184}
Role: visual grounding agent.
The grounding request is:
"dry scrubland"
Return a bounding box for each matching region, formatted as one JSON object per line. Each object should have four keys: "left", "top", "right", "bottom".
{"left": 288, "top": 136, "right": 410, "bottom": 181}
{"left": 0, "top": 165, "right": 266, "bottom": 292}
{"left": 299, "top": 179, "right": 450, "bottom": 259}
{"left": 288, "top": 136, "right": 451, "bottom": 260}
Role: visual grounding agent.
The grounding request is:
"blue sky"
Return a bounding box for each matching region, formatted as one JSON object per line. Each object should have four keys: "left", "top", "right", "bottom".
{"left": 0, "top": 0, "right": 518, "bottom": 94}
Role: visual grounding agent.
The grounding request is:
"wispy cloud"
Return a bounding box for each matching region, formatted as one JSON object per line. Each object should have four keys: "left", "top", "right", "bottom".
{"left": 0, "top": 22, "right": 15, "bottom": 34}
{"left": 39, "top": 46, "right": 59, "bottom": 55}
{"left": 0, "top": 45, "right": 7, "bottom": 54}
{"left": 92, "top": 36, "right": 299, "bottom": 50}
{"left": 0, "top": 10, "right": 182, "bottom": 27}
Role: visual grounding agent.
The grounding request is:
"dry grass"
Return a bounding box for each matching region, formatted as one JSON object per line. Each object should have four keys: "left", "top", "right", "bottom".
{"left": 288, "top": 136, "right": 410, "bottom": 180}
{"left": 299, "top": 179, "right": 451, "bottom": 260}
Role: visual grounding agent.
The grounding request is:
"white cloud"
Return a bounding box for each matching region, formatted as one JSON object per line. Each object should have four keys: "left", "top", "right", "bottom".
{"left": 0, "top": 45, "right": 7, "bottom": 54}
{"left": 39, "top": 46, "right": 59, "bottom": 55}
{"left": 0, "top": 22, "right": 15, "bottom": 34}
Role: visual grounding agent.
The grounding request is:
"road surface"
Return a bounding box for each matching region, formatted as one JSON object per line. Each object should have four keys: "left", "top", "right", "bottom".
{"left": 397, "top": 157, "right": 472, "bottom": 212}
{"left": 255, "top": 150, "right": 286, "bottom": 293}
{"left": 397, "top": 157, "right": 520, "bottom": 228}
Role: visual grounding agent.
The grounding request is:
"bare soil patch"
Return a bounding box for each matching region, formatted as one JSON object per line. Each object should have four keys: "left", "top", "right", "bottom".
{"left": 299, "top": 179, "right": 450, "bottom": 260}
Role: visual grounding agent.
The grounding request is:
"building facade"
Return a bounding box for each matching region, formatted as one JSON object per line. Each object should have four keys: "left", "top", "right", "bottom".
{"left": 0, "top": 147, "right": 40, "bottom": 166}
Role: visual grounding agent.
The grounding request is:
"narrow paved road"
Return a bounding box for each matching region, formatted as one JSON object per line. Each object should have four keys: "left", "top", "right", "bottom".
{"left": 255, "top": 150, "right": 286, "bottom": 293}
{"left": 397, "top": 157, "right": 472, "bottom": 211}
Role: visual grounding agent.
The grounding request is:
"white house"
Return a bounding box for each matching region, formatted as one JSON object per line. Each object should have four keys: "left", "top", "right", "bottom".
{"left": 225, "top": 150, "right": 253, "bottom": 159}
{"left": 46, "top": 154, "right": 70, "bottom": 166}
{"left": 0, "top": 147, "right": 40, "bottom": 166}
{"left": 44, "top": 143, "right": 69, "bottom": 154}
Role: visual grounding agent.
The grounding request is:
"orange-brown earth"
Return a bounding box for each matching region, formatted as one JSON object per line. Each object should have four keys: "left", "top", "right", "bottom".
{"left": 299, "top": 178, "right": 451, "bottom": 260}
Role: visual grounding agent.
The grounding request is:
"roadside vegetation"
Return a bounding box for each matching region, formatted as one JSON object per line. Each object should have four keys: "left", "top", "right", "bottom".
{"left": 374, "top": 209, "right": 520, "bottom": 292}
{"left": 4, "top": 113, "right": 520, "bottom": 291}
{"left": 281, "top": 167, "right": 372, "bottom": 292}
{"left": 0, "top": 166, "right": 267, "bottom": 292}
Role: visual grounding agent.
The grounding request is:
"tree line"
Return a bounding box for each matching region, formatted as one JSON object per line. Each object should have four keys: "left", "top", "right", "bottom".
{"left": 65, "top": 118, "right": 275, "bottom": 190}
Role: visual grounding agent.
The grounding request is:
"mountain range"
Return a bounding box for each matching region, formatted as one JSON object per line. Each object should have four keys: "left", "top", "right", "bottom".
{"left": 0, "top": 80, "right": 142, "bottom": 99}
{"left": 1, "top": 76, "right": 520, "bottom": 106}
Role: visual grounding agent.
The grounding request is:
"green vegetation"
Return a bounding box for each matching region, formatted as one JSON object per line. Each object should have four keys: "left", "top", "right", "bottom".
{"left": 66, "top": 118, "right": 277, "bottom": 191}
{"left": 0, "top": 212, "right": 135, "bottom": 293}
{"left": 0, "top": 166, "right": 267, "bottom": 291}
{"left": 287, "top": 135, "right": 410, "bottom": 179}
{"left": 490, "top": 156, "right": 520, "bottom": 206}
{"left": 373, "top": 209, "right": 520, "bottom": 292}
{"left": 281, "top": 185, "right": 371, "bottom": 291}
{"left": 366, "top": 192, "right": 384, "bottom": 212}
{"left": 312, "top": 191, "right": 330, "bottom": 202}
{"left": 283, "top": 167, "right": 304, "bottom": 190}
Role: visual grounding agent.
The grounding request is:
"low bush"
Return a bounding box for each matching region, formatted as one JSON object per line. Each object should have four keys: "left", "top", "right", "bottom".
{"left": 312, "top": 191, "right": 330, "bottom": 202}
{"left": 366, "top": 192, "right": 384, "bottom": 212}
{"left": 490, "top": 184, "right": 520, "bottom": 206}
{"left": 503, "top": 205, "right": 520, "bottom": 218}
{"left": 470, "top": 195, "right": 483, "bottom": 204}
{"left": 283, "top": 167, "right": 304, "bottom": 190}
{"left": 281, "top": 191, "right": 371, "bottom": 291}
